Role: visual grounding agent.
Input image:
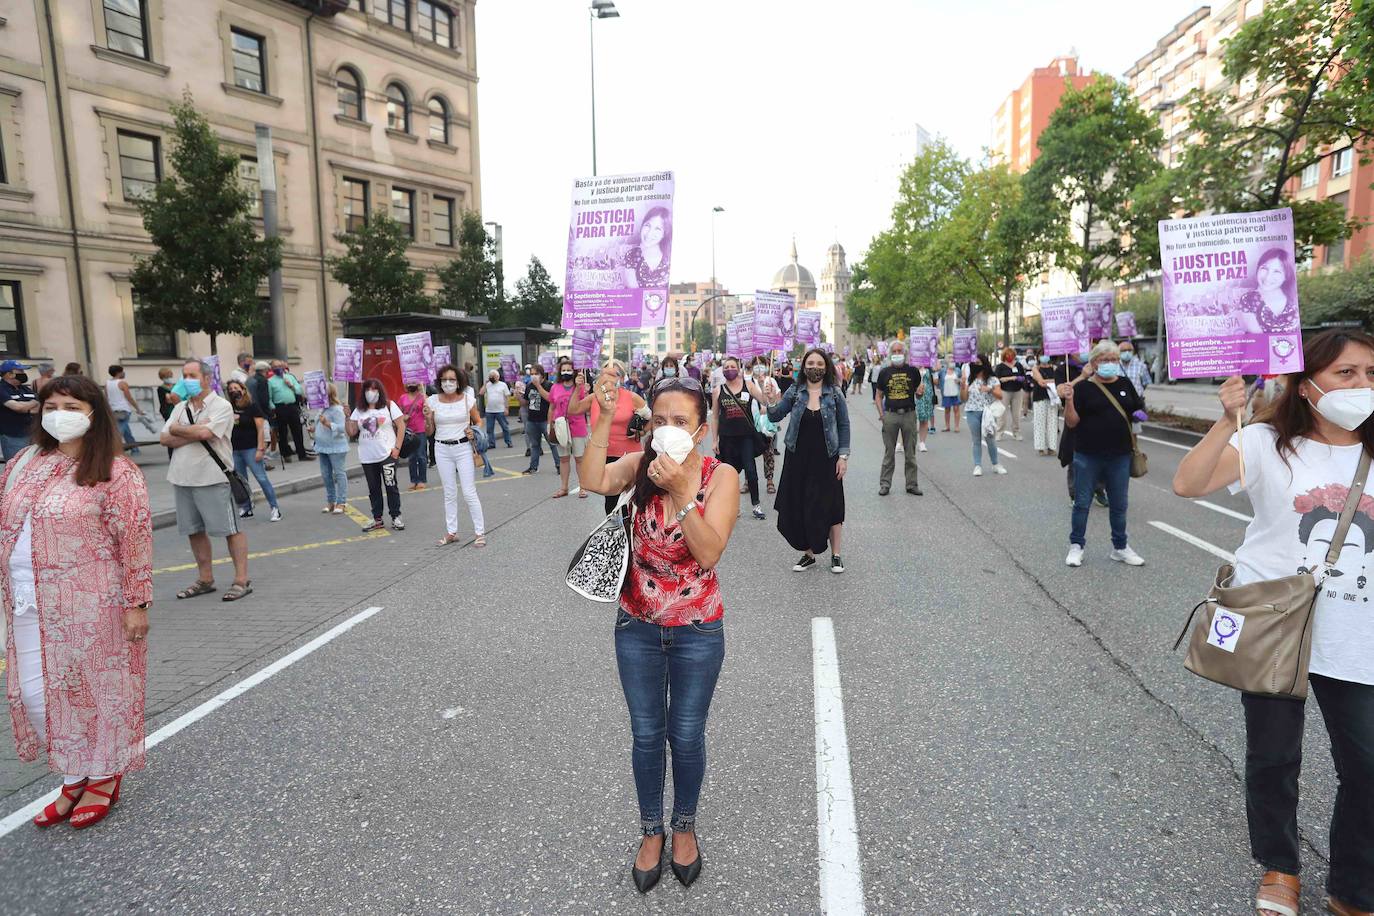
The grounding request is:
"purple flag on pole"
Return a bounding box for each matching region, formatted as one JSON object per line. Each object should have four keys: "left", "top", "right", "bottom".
{"left": 334, "top": 338, "right": 363, "bottom": 383}
{"left": 1160, "top": 207, "right": 1302, "bottom": 378}
{"left": 563, "top": 170, "right": 675, "bottom": 331}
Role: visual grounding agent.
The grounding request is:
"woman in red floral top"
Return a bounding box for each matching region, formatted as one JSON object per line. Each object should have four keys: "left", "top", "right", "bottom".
{"left": 580, "top": 366, "right": 740, "bottom": 894}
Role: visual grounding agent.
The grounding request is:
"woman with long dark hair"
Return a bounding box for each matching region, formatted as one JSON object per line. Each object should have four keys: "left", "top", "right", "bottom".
{"left": 622, "top": 207, "right": 672, "bottom": 289}
{"left": 425, "top": 364, "right": 485, "bottom": 547}
{"left": 711, "top": 356, "right": 768, "bottom": 520}
{"left": 1235, "top": 248, "right": 1300, "bottom": 335}
{"left": 1174, "top": 329, "right": 1374, "bottom": 916}
{"left": 767, "top": 348, "right": 850, "bottom": 572}
{"left": 962, "top": 357, "right": 1006, "bottom": 477}
{"left": 580, "top": 368, "right": 740, "bottom": 894}
{"left": 346, "top": 378, "right": 406, "bottom": 532}
{"left": 2, "top": 375, "right": 153, "bottom": 830}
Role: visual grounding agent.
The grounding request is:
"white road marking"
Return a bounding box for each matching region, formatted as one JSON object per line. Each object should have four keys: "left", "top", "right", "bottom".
{"left": 812, "top": 617, "right": 866, "bottom": 915}
{"left": 1194, "top": 500, "right": 1253, "bottom": 523}
{"left": 0, "top": 605, "right": 385, "bottom": 841}
{"left": 1149, "top": 521, "right": 1236, "bottom": 563}
{"left": 1138, "top": 434, "right": 1193, "bottom": 452}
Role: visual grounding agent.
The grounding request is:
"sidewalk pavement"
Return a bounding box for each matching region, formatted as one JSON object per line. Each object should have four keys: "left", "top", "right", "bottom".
{"left": 124, "top": 416, "right": 528, "bottom": 530}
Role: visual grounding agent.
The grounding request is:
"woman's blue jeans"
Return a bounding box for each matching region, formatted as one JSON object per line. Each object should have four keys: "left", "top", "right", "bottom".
{"left": 232, "top": 448, "right": 279, "bottom": 510}
{"left": 614, "top": 610, "right": 725, "bottom": 836}
{"left": 318, "top": 451, "right": 347, "bottom": 505}
{"left": 1070, "top": 451, "right": 1131, "bottom": 549}
{"left": 406, "top": 431, "right": 428, "bottom": 485}
{"left": 966, "top": 410, "right": 999, "bottom": 467}
{"left": 525, "top": 419, "right": 548, "bottom": 470}
{"left": 485, "top": 411, "right": 512, "bottom": 448}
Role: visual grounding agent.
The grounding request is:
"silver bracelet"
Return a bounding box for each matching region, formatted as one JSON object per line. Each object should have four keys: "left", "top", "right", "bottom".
{"left": 674, "top": 502, "right": 695, "bottom": 524}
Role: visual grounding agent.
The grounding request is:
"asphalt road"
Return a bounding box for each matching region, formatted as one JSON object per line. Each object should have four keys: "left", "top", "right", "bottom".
{"left": 0, "top": 401, "right": 1343, "bottom": 914}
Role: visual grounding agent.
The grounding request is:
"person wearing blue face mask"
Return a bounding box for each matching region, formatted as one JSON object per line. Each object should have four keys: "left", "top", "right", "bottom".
{"left": 1117, "top": 340, "right": 1151, "bottom": 399}
{"left": 1058, "top": 340, "right": 1146, "bottom": 569}
{"left": 1029, "top": 351, "right": 1061, "bottom": 456}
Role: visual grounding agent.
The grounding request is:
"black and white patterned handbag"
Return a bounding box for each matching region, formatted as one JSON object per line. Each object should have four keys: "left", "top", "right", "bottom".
{"left": 566, "top": 489, "right": 635, "bottom": 602}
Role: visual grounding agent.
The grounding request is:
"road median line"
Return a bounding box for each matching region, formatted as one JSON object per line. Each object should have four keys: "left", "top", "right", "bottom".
{"left": 812, "top": 617, "right": 866, "bottom": 915}
{"left": 1148, "top": 521, "right": 1236, "bottom": 562}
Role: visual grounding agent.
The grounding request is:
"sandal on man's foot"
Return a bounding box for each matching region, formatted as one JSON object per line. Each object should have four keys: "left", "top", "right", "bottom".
{"left": 176, "top": 581, "right": 216, "bottom": 600}
{"left": 221, "top": 581, "right": 253, "bottom": 602}
{"left": 1256, "top": 871, "right": 1300, "bottom": 916}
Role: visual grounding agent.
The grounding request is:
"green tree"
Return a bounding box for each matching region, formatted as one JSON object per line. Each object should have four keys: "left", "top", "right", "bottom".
{"left": 689, "top": 319, "right": 716, "bottom": 352}
{"left": 511, "top": 256, "right": 562, "bottom": 327}
{"left": 1174, "top": 0, "right": 1373, "bottom": 257}
{"left": 1298, "top": 255, "right": 1374, "bottom": 324}
{"left": 436, "top": 212, "right": 503, "bottom": 321}
{"left": 1023, "top": 77, "right": 1164, "bottom": 290}
{"left": 129, "top": 95, "right": 282, "bottom": 356}
{"left": 330, "top": 216, "right": 430, "bottom": 316}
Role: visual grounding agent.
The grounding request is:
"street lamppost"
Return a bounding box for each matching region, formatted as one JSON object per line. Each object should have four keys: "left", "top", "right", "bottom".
{"left": 588, "top": 1, "right": 620, "bottom": 177}
{"left": 710, "top": 205, "right": 724, "bottom": 334}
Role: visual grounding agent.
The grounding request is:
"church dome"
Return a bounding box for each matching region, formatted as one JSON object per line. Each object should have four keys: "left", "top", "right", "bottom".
{"left": 827, "top": 242, "right": 845, "bottom": 258}
{"left": 771, "top": 238, "right": 816, "bottom": 293}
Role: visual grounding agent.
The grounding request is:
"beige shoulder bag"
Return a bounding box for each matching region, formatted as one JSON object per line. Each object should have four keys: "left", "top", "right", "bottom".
{"left": 1173, "top": 449, "right": 1371, "bottom": 699}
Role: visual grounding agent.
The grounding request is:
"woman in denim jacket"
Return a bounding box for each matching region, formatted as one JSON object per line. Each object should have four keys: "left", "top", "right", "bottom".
{"left": 766, "top": 348, "right": 851, "bottom": 573}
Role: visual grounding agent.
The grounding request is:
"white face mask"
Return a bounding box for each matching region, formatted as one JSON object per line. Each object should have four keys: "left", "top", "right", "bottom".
{"left": 441, "top": 380, "right": 459, "bottom": 394}
{"left": 651, "top": 424, "right": 701, "bottom": 464}
{"left": 890, "top": 353, "right": 906, "bottom": 366}
{"left": 1309, "top": 381, "right": 1374, "bottom": 431}
{"left": 42, "top": 409, "right": 92, "bottom": 443}
{"left": 365, "top": 390, "right": 380, "bottom": 405}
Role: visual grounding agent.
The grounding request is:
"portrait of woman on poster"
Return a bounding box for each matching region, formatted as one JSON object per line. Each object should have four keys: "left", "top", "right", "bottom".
{"left": 1235, "top": 247, "right": 1300, "bottom": 335}
{"left": 622, "top": 207, "right": 672, "bottom": 289}
{"left": 1071, "top": 307, "right": 1089, "bottom": 340}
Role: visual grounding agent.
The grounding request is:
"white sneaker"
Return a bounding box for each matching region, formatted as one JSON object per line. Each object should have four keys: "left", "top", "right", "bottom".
{"left": 1066, "top": 545, "right": 1084, "bottom": 567}
{"left": 972, "top": 466, "right": 983, "bottom": 477}
{"left": 269, "top": 507, "right": 283, "bottom": 522}
{"left": 1111, "top": 546, "right": 1145, "bottom": 566}
{"left": 994, "top": 464, "right": 1008, "bottom": 475}
{"left": 918, "top": 442, "right": 928, "bottom": 452}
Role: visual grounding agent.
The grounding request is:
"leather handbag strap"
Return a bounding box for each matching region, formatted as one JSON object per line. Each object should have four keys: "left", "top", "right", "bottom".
{"left": 1089, "top": 377, "right": 1138, "bottom": 452}
{"left": 1323, "top": 449, "right": 1373, "bottom": 569}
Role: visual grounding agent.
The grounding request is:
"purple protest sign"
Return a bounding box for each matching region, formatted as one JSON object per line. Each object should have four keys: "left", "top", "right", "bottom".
{"left": 908, "top": 327, "right": 941, "bottom": 368}
{"left": 1116, "top": 312, "right": 1137, "bottom": 339}
{"left": 433, "top": 345, "right": 452, "bottom": 370}
{"left": 572, "top": 329, "right": 603, "bottom": 370}
{"left": 736, "top": 321, "right": 756, "bottom": 359}
{"left": 753, "top": 291, "right": 794, "bottom": 352}
{"left": 725, "top": 325, "right": 739, "bottom": 357}
{"left": 396, "top": 331, "right": 434, "bottom": 385}
{"left": 304, "top": 370, "right": 328, "bottom": 410}
{"left": 563, "top": 170, "right": 675, "bottom": 330}
{"left": 795, "top": 309, "right": 822, "bottom": 348}
{"left": 203, "top": 355, "right": 222, "bottom": 394}
{"left": 952, "top": 329, "right": 977, "bottom": 363}
{"left": 1083, "top": 291, "right": 1114, "bottom": 342}
{"left": 538, "top": 351, "right": 557, "bottom": 374}
{"left": 876, "top": 340, "right": 889, "bottom": 358}
{"left": 701, "top": 349, "right": 714, "bottom": 365}
{"left": 1160, "top": 208, "right": 1302, "bottom": 378}
{"left": 1041, "top": 296, "right": 1091, "bottom": 357}
{"left": 631, "top": 346, "right": 645, "bottom": 369}
{"left": 333, "top": 338, "right": 363, "bottom": 383}
{"left": 821, "top": 342, "right": 834, "bottom": 355}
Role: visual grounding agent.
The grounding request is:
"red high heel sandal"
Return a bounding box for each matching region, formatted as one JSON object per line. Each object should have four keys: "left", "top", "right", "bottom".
{"left": 69, "top": 775, "right": 122, "bottom": 830}
{"left": 32, "top": 779, "right": 88, "bottom": 828}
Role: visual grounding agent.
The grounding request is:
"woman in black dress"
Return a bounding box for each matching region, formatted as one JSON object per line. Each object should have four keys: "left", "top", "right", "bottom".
{"left": 767, "top": 348, "right": 851, "bottom": 573}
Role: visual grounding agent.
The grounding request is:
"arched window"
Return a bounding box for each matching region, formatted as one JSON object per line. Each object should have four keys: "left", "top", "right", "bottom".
{"left": 427, "top": 96, "right": 450, "bottom": 144}
{"left": 336, "top": 67, "right": 364, "bottom": 121}
{"left": 386, "top": 82, "right": 410, "bottom": 133}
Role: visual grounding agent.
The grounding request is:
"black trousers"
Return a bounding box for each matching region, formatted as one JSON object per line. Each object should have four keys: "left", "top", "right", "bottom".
{"left": 718, "top": 434, "right": 759, "bottom": 506}
{"left": 1242, "top": 674, "right": 1374, "bottom": 909}
{"left": 274, "top": 402, "right": 306, "bottom": 458}
{"left": 362, "top": 459, "right": 402, "bottom": 520}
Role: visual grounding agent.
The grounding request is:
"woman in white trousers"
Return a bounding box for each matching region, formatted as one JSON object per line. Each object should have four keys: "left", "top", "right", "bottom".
{"left": 425, "top": 365, "right": 487, "bottom": 547}
{"left": 1030, "top": 355, "right": 1061, "bottom": 456}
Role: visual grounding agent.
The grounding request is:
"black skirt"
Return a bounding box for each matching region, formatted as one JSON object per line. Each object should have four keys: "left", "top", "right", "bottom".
{"left": 774, "top": 408, "right": 845, "bottom": 554}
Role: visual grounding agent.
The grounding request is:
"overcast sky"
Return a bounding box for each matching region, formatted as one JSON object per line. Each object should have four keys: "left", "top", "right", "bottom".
{"left": 475, "top": 0, "right": 1204, "bottom": 298}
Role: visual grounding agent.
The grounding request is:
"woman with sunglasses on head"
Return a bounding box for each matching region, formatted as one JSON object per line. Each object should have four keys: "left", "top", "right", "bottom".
{"left": 766, "top": 347, "right": 850, "bottom": 572}
{"left": 346, "top": 378, "right": 406, "bottom": 532}
{"left": 580, "top": 368, "right": 740, "bottom": 894}
{"left": 2, "top": 374, "right": 152, "bottom": 831}
{"left": 1175, "top": 330, "right": 1374, "bottom": 916}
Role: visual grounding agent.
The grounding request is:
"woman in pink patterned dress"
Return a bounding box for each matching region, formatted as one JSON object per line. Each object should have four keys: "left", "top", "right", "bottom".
{"left": 2, "top": 374, "right": 153, "bottom": 831}
{"left": 580, "top": 367, "right": 740, "bottom": 894}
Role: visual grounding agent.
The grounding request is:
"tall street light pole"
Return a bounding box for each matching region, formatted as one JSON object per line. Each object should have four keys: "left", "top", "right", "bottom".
{"left": 589, "top": 1, "right": 620, "bottom": 177}
{"left": 710, "top": 206, "right": 724, "bottom": 333}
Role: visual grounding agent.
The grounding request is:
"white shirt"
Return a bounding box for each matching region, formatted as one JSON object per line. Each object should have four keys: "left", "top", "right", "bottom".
{"left": 105, "top": 378, "right": 133, "bottom": 413}
{"left": 483, "top": 381, "right": 510, "bottom": 414}
{"left": 9, "top": 514, "right": 35, "bottom": 617}
{"left": 427, "top": 392, "right": 475, "bottom": 441}
{"left": 163, "top": 393, "right": 234, "bottom": 487}
{"left": 1229, "top": 424, "right": 1374, "bottom": 685}
{"left": 349, "top": 402, "right": 404, "bottom": 464}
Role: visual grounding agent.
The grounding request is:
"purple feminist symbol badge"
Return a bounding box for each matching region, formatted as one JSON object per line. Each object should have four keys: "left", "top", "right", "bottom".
{"left": 1212, "top": 612, "right": 1239, "bottom": 647}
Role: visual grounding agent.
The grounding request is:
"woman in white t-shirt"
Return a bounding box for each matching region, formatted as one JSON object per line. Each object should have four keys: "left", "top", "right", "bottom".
{"left": 425, "top": 365, "right": 486, "bottom": 547}
{"left": 345, "top": 378, "right": 407, "bottom": 532}
{"left": 1174, "top": 329, "right": 1374, "bottom": 916}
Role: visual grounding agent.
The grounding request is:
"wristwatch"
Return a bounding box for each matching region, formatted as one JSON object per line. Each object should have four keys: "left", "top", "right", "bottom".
{"left": 674, "top": 502, "right": 695, "bottom": 524}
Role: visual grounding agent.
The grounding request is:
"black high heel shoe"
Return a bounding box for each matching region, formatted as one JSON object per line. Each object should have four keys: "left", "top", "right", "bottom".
{"left": 631, "top": 837, "right": 664, "bottom": 893}
{"left": 670, "top": 834, "right": 703, "bottom": 887}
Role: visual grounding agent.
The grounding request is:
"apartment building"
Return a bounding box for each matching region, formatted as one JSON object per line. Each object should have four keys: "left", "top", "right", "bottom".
{"left": 0, "top": 0, "right": 480, "bottom": 385}
{"left": 990, "top": 55, "right": 1093, "bottom": 174}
